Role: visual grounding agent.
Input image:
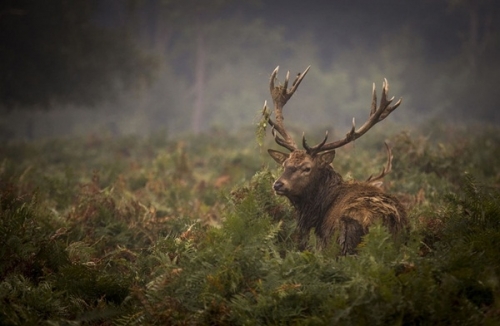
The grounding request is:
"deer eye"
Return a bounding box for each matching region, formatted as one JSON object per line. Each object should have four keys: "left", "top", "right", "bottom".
{"left": 302, "top": 166, "right": 311, "bottom": 173}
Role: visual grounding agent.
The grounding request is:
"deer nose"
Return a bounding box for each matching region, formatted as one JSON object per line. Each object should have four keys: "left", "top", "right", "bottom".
{"left": 273, "top": 181, "right": 284, "bottom": 191}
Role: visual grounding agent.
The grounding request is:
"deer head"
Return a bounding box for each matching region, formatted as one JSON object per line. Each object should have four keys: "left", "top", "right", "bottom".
{"left": 263, "top": 66, "right": 401, "bottom": 199}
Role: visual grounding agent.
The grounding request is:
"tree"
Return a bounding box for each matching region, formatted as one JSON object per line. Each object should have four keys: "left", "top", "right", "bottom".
{"left": 0, "top": 0, "right": 156, "bottom": 109}
{"left": 141, "top": 0, "right": 268, "bottom": 134}
{"left": 435, "top": 0, "right": 500, "bottom": 121}
{"left": 446, "top": 0, "right": 497, "bottom": 76}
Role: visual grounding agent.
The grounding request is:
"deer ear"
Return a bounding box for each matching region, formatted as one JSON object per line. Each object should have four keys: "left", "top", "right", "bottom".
{"left": 318, "top": 150, "right": 336, "bottom": 165}
{"left": 369, "top": 181, "right": 384, "bottom": 188}
{"left": 268, "top": 149, "right": 289, "bottom": 164}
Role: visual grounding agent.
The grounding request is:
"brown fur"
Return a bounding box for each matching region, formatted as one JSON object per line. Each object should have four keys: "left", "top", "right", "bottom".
{"left": 269, "top": 149, "right": 407, "bottom": 255}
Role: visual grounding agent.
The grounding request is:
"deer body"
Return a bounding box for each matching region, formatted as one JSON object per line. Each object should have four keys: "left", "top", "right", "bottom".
{"left": 270, "top": 149, "right": 407, "bottom": 254}
{"left": 263, "top": 66, "right": 407, "bottom": 255}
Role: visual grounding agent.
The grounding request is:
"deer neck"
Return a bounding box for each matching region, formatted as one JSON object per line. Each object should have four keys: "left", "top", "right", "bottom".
{"left": 291, "top": 166, "right": 343, "bottom": 231}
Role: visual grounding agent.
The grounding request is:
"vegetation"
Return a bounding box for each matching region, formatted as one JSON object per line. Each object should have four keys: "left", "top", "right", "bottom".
{"left": 0, "top": 0, "right": 156, "bottom": 108}
{"left": 1, "top": 124, "right": 499, "bottom": 325}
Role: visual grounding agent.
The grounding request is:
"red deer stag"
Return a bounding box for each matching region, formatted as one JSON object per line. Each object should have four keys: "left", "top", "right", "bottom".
{"left": 263, "top": 66, "right": 407, "bottom": 255}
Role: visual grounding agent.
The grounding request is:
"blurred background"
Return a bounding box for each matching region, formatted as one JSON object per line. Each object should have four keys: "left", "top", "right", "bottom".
{"left": 1, "top": 0, "right": 499, "bottom": 140}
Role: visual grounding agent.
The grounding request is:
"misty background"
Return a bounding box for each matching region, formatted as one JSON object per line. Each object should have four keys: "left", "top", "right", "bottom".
{"left": 1, "top": 0, "right": 499, "bottom": 141}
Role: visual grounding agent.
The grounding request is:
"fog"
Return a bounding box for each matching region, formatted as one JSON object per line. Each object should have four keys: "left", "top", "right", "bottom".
{"left": 1, "top": 0, "right": 499, "bottom": 140}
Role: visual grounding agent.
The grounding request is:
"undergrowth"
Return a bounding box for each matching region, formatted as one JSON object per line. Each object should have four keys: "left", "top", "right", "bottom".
{"left": 0, "top": 126, "right": 499, "bottom": 325}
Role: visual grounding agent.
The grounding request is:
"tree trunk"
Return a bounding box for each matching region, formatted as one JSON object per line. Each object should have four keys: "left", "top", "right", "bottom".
{"left": 466, "top": 3, "right": 479, "bottom": 76}
{"left": 192, "top": 28, "right": 206, "bottom": 134}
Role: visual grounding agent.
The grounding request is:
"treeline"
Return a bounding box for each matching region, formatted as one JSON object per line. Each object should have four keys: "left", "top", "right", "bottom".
{"left": 1, "top": 0, "right": 499, "bottom": 139}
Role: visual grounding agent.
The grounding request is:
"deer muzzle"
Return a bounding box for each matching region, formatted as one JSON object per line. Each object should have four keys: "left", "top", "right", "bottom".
{"left": 273, "top": 180, "right": 286, "bottom": 195}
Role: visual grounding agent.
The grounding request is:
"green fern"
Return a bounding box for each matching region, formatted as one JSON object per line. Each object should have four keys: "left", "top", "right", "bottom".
{"left": 426, "top": 174, "right": 500, "bottom": 321}
{"left": 255, "top": 104, "right": 271, "bottom": 149}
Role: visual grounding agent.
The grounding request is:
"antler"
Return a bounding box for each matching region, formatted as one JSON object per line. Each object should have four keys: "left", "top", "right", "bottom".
{"left": 263, "top": 66, "right": 311, "bottom": 152}
{"left": 304, "top": 79, "right": 402, "bottom": 155}
{"left": 366, "top": 142, "right": 393, "bottom": 183}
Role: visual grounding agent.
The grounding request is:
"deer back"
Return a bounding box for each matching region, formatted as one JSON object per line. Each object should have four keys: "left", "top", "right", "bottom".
{"left": 323, "top": 182, "right": 407, "bottom": 235}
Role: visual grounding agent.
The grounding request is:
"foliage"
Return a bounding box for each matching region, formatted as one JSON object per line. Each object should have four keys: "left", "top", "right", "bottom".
{"left": 0, "top": 126, "right": 499, "bottom": 324}
{"left": 0, "top": 0, "right": 156, "bottom": 108}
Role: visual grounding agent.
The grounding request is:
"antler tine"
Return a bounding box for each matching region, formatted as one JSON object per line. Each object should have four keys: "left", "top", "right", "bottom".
{"left": 310, "top": 78, "right": 402, "bottom": 152}
{"left": 283, "top": 70, "right": 290, "bottom": 90}
{"left": 271, "top": 127, "right": 297, "bottom": 152}
{"left": 263, "top": 100, "right": 294, "bottom": 151}
{"left": 265, "top": 65, "right": 311, "bottom": 152}
{"left": 289, "top": 66, "right": 310, "bottom": 95}
{"left": 370, "top": 83, "right": 377, "bottom": 115}
{"left": 303, "top": 131, "right": 329, "bottom": 155}
{"left": 366, "top": 142, "right": 393, "bottom": 183}
{"left": 269, "top": 66, "right": 279, "bottom": 93}
{"left": 379, "top": 79, "right": 402, "bottom": 119}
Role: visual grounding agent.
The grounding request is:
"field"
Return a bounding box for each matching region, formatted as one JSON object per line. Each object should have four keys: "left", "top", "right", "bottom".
{"left": 1, "top": 124, "right": 500, "bottom": 325}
